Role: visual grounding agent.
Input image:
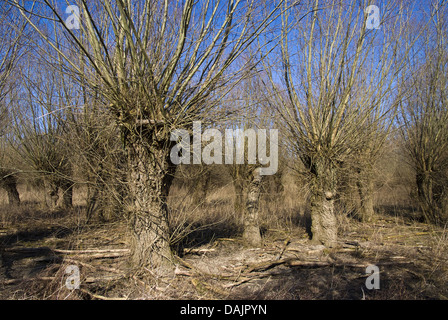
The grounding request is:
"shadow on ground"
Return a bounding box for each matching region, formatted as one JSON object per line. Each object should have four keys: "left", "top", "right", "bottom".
{"left": 229, "top": 257, "right": 445, "bottom": 300}
{"left": 0, "top": 225, "right": 73, "bottom": 296}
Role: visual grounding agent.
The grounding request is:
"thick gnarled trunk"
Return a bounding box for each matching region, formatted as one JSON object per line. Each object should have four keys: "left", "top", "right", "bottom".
{"left": 126, "top": 139, "right": 176, "bottom": 271}
{"left": 309, "top": 158, "right": 337, "bottom": 247}
{"left": 6, "top": 185, "right": 20, "bottom": 206}
{"left": 242, "top": 168, "right": 263, "bottom": 246}
{"left": 1, "top": 172, "right": 20, "bottom": 206}
{"left": 416, "top": 171, "right": 447, "bottom": 225}
{"left": 2, "top": 176, "right": 20, "bottom": 206}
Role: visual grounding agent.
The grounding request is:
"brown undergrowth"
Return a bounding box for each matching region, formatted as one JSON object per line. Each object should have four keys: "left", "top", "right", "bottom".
{"left": 1, "top": 198, "right": 447, "bottom": 300}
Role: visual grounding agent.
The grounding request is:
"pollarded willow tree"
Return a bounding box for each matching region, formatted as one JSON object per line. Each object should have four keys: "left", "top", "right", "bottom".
{"left": 225, "top": 70, "right": 273, "bottom": 247}
{"left": 263, "top": 0, "right": 412, "bottom": 246}
{"left": 13, "top": 0, "right": 284, "bottom": 270}
{"left": 0, "top": 2, "right": 27, "bottom": 206}
{"left": 10, "top": 54, "right": 76, "bottom": 210}
{"left": 399, "top": 3, "right": 448, "bottom": 225}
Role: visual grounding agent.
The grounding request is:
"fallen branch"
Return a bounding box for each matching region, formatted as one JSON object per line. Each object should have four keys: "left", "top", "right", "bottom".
{"left": 4, "top": 247, "right": 130, "bottom": 256}
{"left": 79, "top": 288, "right": 127, "bottom": 300}
{"left": 53, "top": 248, "right": 130, "bottom": 254}
{"left": 83, "top": 275, "right": 124, "bottom": 283}
{"left": 222, "top": 278, "right": 252, "bottom": 288}
{"left": 275, "top": 238, "right": 291, "bottom": 260}
{"left": 68, "top": 252, "right": 129, "bottom": 260}
{"left": 4, "top": 247, "right": 52, "bottom": 253}
{"left": 222, "top": 274, "right": 265, "bottom": 288}
{"left": 175, "top": 257, "right": 244, "bottom": 282}
{"left": 175, "top": 266, "right": 193, "bottom": 277}
{"left": 1, "top": 274, "right": 124, "bottom": 286}
{"left": 245, "top": 258, "right": 415, "bottom": 273}
{"left": 223, "top": 269, "right": 296, "bottom": 288}
{"left": 1, "top": 277, "right": 55, "bottom": 285}
{"left": 245, "top": 258, "right": 293, "bottom": 273}
{"left": 183, "top": 248, "right": 216, "bottom": 255}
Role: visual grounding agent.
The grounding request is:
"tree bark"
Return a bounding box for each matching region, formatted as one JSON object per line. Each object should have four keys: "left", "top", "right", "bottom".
{"left": 233, "top": 178, "right": 247, "bottom": 215}
{"left": 47, "top": 182, "right": 59, "bottom": 209}
{"left": 60, "top": 180, "right": 74, "bottom": 210}
{"left": 86, "top": 184, "right": 99, "bottom": 223}
{"left": 356, "top": 168, "right": 375, "bottom": 222}
{"left": 2, "top": 175, "right": 20, "bottom": 206}
{"left": 308, "top": 158, "right": 338, "bottom": 247}
{"left": 242, "top": 168, "right": 263, "bottom": 246}
{"left": 417, "top": 171, "right": 434, "bottom": 223}
{"left": 192, "top": 168, "right": 211, "bottom": 207}
{"left": 126, "top": 137, "right": 176, "bottom": 271}
{"left": 416, "top": 171, "right": 447, "bottom": 225}
{"left": 265, "top": 170, "right": 284, "bottom": 203}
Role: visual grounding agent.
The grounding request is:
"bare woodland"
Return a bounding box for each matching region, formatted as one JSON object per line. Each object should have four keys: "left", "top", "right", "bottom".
{"left": 1, "top": 0, "right": 448, "bottom": 300}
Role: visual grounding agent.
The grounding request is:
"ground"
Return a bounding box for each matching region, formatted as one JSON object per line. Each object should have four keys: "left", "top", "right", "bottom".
{"left": 1, "top": 209, "right": 447, "bottom": 300}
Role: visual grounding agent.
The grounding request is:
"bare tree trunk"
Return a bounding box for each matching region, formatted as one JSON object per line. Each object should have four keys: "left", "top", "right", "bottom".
{"left": 416, "top": 171, "right": 434, "bottom": 223}
{"left": 416, "top": 171, "right": 447, "bottom": 225}
{"left": 86, "top": 166, "right": 123, "bottom": 223}
{"left": 356, "top": 168, "right": 375, "bottom": 222}
{"left": 233, "top": 178, "right": 247, "bottom": 215}
{"left": 273, "top": 172, "right": 284, "bottom": 197}
{"left": 60, "top": 180, "right": 74, "bottom": 210}
{"left": 86, "top": 183, "right": 99, "bottom": 223}
{"left": 47, "top": 182, "right": 59, "bottom": 210}
{"left": 192, "top": 168, "right": 211, "bottom": 207}
{"left": 265, "top": 170, "right": 284, "bottom": 203}
{"left": 243, "top": 168, "right": 263, "bottom": 246}
{"left": 2, "top": 175, "right": 20, "bottom": 206}
{"left": 127, "top": 138, "right": 176, "bottom": 271}
{"left": 309, "top": 158, "right": 337, "bottom": 247}
{"left": 416, "top": 171, "right": 428, "bottom": 210}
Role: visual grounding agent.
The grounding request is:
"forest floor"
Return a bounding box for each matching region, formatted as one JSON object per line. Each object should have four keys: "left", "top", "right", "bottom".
{"left": 1, "top": 206, "right": 448, "bottom": 300}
